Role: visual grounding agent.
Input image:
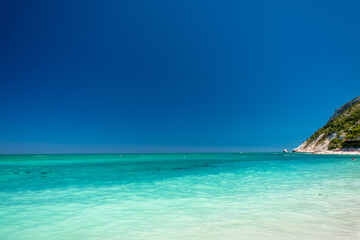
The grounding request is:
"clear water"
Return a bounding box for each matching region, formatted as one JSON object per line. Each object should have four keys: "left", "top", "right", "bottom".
{"left": 1, "top": 153, "right": 360, "bottom": 240}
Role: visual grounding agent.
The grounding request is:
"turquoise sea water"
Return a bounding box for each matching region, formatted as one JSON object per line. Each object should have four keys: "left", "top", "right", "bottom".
{"left": 1, "top": 153, "right": 360, "bottom": 240}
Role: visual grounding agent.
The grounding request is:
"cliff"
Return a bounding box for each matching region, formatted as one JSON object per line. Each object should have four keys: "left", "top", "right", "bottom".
{"left": 294, "top": 96, "right": 360, "bottom": 153}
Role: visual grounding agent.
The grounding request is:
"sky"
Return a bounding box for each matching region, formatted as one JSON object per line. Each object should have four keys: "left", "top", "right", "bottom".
{"left": 1, "top": 0, "right": 360, "bottom": 154}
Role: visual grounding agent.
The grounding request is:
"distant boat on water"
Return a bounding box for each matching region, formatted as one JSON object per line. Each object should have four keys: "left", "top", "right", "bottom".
{"left": 283, "top": 149, "right": 288, "bottom": 153}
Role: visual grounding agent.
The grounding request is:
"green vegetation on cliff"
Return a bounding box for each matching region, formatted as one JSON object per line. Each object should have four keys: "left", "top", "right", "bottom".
{"left": 306, "top": 97, "right": 360, "bottom": 150}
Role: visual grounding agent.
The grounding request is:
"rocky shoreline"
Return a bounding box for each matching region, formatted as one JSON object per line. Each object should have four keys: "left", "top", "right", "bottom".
{"left": 293, "top": 149, "right": 360, "bottom": 155}
{"left": 293, "top": 96, "right": 360, "bottom": 155}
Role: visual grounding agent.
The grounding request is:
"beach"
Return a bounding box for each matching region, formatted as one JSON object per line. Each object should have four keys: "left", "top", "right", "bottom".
{"left": 294, "top": 150, "right": 360, "bottom": 155}
{"left": 314, "top": 151, "right": 360, "bottom": 155}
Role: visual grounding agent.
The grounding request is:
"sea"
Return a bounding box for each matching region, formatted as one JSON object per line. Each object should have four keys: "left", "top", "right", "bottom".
{"left": 0, "top": 153, "right": 360, "bottom": 240}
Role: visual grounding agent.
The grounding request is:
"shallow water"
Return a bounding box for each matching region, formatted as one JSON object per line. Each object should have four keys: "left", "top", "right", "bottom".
{"left": 1, "top": 153, "right": 360, "bottom": 240}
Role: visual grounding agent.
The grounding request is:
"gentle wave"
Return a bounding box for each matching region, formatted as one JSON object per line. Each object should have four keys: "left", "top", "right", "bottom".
{"left": 1, "top": 153, "right": 360, "bottom": 239}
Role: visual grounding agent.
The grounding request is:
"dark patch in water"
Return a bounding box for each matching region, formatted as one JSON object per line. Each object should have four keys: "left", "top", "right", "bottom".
{"left": 13, "top": 172, "right": 19, "bottom": 174}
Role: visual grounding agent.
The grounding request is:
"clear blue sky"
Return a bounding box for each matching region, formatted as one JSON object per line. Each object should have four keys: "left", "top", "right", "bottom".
{"left": 1, "top": 0, "right": 360, "bottom": 153}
